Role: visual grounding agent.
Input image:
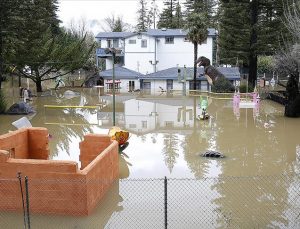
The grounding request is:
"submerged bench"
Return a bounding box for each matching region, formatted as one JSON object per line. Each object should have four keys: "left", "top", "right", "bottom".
{"left": 0, "top": 127, "right": 119, "bottom": 216}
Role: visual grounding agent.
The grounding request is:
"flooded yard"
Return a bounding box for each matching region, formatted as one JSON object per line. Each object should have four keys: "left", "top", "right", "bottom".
{"left": 0, "top": 86, "right": 300, "bottom": 228}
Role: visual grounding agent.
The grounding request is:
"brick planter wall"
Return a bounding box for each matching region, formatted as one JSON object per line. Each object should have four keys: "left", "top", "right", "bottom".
{"left": 0, "top": 128, "right": 119, "bottom": 216}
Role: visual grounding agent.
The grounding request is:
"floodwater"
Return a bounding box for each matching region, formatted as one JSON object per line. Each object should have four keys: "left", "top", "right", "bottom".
{"left": 1, "top": 84, "right": 300, "bottom": 228}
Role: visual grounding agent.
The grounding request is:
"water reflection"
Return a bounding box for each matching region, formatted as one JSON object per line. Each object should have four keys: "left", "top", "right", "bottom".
{"left": 1, "top": 86, "right": 300, "bottom": 227}
{"left": 1, "top": 88, "right": 299, "bottom": 178}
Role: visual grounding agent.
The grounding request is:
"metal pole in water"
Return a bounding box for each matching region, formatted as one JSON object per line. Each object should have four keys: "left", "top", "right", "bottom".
{"left": 164, "top": 176, "right": 168, "bottom": 229}
{"left": 112, "top": 52, "right": 116, "bottom": 126}
{"left": 17, "top": 172, "right": 27, "bottom": 229}
{"left": 183, "top": 65, "right": 187, "bottom": 96}
{"left": 25, "top": 176, "right": 31, "bottom": 229}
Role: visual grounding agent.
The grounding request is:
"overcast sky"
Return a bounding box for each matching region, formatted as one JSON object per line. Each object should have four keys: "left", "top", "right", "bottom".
{"left": 57, "top": 0, "right": 166, "bottom": 35}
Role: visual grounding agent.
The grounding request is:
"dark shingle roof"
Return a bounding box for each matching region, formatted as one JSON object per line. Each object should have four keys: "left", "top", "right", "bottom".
{"left": 95, "top": 32, "right": 133, "bottom": 39}
{"left": 99, "top": 66, "right": 144, "bottom": 79}
{"left": 144, "top": 28, "right": 216, "bottom": 37}
{"left": 140, "top": 67, "right": 240, "bottom": 80}
{"left": 95, "top": 29, "right": 216, "bottom": 39}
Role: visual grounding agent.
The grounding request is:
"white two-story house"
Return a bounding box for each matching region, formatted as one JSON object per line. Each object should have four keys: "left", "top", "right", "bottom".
{"left": 95, "top": 28, "right": 216, "bottom": 75}
{"left": 95, "top": 29, "right": 240, "bottom": 93}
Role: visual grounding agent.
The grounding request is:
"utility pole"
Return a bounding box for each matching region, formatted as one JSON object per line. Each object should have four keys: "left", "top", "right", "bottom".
{"left": 0, "top": 2, "right": 3, "bottom": 90}
{"left": 105, "top": 48, "right": 121, "bottom": 126}
{"left": 0, "top": 30, "right": 3, "bottom": 90}
{"left": 249, "top": 0, "right": 258, "bottom": 88}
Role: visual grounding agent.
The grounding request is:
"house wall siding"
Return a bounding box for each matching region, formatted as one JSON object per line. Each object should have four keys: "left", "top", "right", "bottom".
{"left": 123, "top": 34, "right": 214, "bottom": 74}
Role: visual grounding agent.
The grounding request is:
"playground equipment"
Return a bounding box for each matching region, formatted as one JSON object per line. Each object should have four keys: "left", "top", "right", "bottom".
{"left": 108, "top": 126, "right": 130, "bottom": 152}
{"left": 44, "top": 105, "right": 99, "bottom": 109}
{"left": 234, "top": 87, "right": 260, "bottom": 109}
{"left": 198, "top": 96, "right": 210, "bottom": 120}
{"left": 54, "top": 77, "right": 65, "bottom": 89}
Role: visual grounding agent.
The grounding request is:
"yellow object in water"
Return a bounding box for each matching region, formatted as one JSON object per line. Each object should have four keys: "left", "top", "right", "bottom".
{"left": 108, "top": 126, "right": 129, "bottom": 145}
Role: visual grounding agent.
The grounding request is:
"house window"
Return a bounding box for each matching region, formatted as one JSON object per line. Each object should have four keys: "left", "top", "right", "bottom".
{"left": 129, "top": 124, "right": 136, "bottom": 128}
{"left": 165, "top": 121, "right": 174, "bottom": 127}
{"left": 113, "top": 39, "right": 119, "bottom": 48}
{"left": 166, "top": 79, "right": 173, "bottom": 90}
{"left": 129, "top": 39, "right": 136, "bottom": 44}
{"left": 141, "top": 39, "right": 147, "bottom": 48}
{"left": 107, "top": 39, "right": 119, "bottom": 48}
{"left": 165, "top": 36, "right": 174, "bottom": 44}
{"left": 129, "top": 80, "right": 135, "bottom": 91}
{"left": 107, "top": 39, "right": 113, "bottom": 48}
{"left": 142, "top": 121, "right": 147, "bottom": 128}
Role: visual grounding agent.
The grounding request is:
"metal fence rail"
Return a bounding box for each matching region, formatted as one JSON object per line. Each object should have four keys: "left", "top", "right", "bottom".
{"left": 0, "top": 175, "right": 300, "bottom": 229}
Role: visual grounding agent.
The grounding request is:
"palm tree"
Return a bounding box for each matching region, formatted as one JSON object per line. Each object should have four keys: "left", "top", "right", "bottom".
{"left": 185, "top": 13, "right": 208, "bottom": 90}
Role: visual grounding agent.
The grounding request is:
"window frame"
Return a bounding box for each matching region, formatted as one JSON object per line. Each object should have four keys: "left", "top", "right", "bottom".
{"left": 141, "top": 39, "right": 147, "bottom": 48}
{"left": 129, "top": 39, "right": 136, "bottom": 44}
{"left": 165, "top": 36, "right": 174, "bottom": 44}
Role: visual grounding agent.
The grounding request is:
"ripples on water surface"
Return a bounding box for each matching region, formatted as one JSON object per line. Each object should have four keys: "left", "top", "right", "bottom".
{"left": 1, "top": 87, "right": 300, "bottom": 228}
{"left": 1, "top": 87, "right": 299, "bottom": 178}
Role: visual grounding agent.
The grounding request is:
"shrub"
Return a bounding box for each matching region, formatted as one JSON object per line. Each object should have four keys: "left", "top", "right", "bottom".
{"left": 0, "top": 90, "right": 7, "bottom": 114}
{"left": 239, "top": 83, "right": 254, "bottom": 93}
{"left": 257, "top": 55, "right": 275, "bottom": 74}
{"left": 211, "top": 77, "right": 235, "bottom": 93}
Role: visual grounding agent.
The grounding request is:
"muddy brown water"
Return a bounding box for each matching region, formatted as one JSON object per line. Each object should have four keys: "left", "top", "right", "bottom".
{"left": 0, "top": 85, "right": 299, "bottom": 228}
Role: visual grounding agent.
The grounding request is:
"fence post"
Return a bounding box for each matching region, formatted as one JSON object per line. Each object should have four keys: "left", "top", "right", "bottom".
{"left": 164, "top": 176, "right": 168, "bottom": 229}
{"left": 25, "top": 176, "right": 31, "bottom": 229}
{"left": 17, "top": 172, "right": 27, "bottom": 229}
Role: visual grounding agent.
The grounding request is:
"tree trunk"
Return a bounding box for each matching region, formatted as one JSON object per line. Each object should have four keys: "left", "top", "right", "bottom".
{"left": 285, "top": 71, "right": 300, "bottom": 117}
{"left": 193, "top": 42, "right": 198, "bottom": 90}
{"left": 0, "top": 31, "right": 3, "bottom": 90}
{"left": 249, "top": 0, "right": 258, "bottom": 88}
{"left": 36, "top": 78, "right": 42, "bottom": 92}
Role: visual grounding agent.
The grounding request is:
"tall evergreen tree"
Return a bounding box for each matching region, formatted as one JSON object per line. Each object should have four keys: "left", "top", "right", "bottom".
{"left": 136, "top": 0, "right": 148, "bottom": 32}
{"left": 174, "top": 2, "right": 184, "bottom": 28}
{"left": 218, "top": 1, "right": 250, "bottom": 66}
{"left": 183, "top": 0, "right": 218, "bottom": 27}
{"left": 218, "top": 0, "right": 290, "bottom": 87}
{"left": 13, "top": 0, "right": 93, "bottom": 92}
{"left": 0, "top": 0, "right": 24, "bottom": 89}
{"left": 157, "top": 0, "right": 179, "bottom": 29}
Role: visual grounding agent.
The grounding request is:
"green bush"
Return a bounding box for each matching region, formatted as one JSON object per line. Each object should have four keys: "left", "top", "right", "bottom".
{"left": 0, "top": 90, "right": 7, "bottom": 114}
{"left": 257, "top": 55, "right": 275, "bottom": 74}
{"left": 211, "top": 77, "right": 235, "bottom": 93}
{"left": 239, "top": 83, "right": 254, "bottom": 93}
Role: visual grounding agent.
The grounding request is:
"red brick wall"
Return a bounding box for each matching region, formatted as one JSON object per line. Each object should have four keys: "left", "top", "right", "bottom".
{"left": 0, "top": 129, "right": 119, "bottom": 216}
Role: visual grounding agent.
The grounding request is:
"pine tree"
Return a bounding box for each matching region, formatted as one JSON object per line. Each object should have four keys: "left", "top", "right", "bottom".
{"left": 136, "top": 0, "right": 148, "bottom": 32}
{"left": 183, "top": 0, "right": 218, "bottom": 27}
{"left": 13, "top": 0, "right": 93, "bottom": 92}
{"left": 174, "top": 2, "right": 184, "bottom": 28}
{"left": 218, "top": 0, "right": 250, "bottom": 66}
{"left": 0, "top": 0, "right": 24, "bottom": 89}
{"left": 218, "top": 0, "right": 290, "bottom": 87}
{"left": 157, "top": 0, "right": 179, "bottom": 29}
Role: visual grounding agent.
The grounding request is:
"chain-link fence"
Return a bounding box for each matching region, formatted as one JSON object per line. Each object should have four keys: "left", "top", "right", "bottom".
{"left": 1, "top": 175, "right": 300, "bottom": 229}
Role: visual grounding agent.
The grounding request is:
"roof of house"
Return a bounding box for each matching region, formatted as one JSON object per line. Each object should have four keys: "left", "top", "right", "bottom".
{"left": 140, "top": 67, "right": 240, "bottom": 80}
{"left": 96, "top": 28, "right": 216, "bottom": 39}
{"left": 144, "top": 28, "right": 216, "bottom": 37}
{"left": 98, "top": 65, "right": 240, "bottom": 81}
{"left": 99, "top": 66, "right": 143, "bottom": 79}
{"left": 95, "top": 32, "right": 133, "bottom": 39}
